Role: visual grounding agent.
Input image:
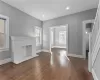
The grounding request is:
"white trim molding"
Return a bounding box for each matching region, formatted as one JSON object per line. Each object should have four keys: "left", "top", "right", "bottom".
{"left": 92, "top": 69, "right": 98, "bottom": 80}
{"left": 52, "top": 46, "right": 66, "bottom": 48}
{"left": 41, "top": 49, "right": 51, "bottom": 53}
{"left": 0, "top": 58, "right": 11, "bottom": 65}
{"left": 82, "top": 19, "right": 94, "bottom": 59}
{"left": 0, "top": 14, "right": 9, "bottom": 50}
{"left": 67, "top": 53, "right": 84, "bottom": 58}
{"left": 36, "top": 49, "right": 51, "bottom": 53}
{"left": 36, "top": 50, "right": 43, "bottom": 53}
{"left": 0, "top": 48, "right": 9, "bottom": 52}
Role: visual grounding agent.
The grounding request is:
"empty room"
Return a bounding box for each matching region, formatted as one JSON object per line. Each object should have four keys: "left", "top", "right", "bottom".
{"left": 0, "top": 0, "right": 100, "bottom": 80}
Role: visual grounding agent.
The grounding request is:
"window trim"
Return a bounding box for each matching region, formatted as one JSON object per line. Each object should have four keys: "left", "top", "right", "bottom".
{"left": 35, "top": 26, "right": 42, "bottom": 46}
{"left": 0, "top": 14, "right": 9, "bottom": 51}
{"left": 59, "top": 31, "right": 66, "bottom": 44}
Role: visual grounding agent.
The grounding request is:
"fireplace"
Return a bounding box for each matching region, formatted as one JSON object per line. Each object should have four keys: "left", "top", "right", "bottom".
{"left": 11, "top": 36, "right": 36, "bottom": 64}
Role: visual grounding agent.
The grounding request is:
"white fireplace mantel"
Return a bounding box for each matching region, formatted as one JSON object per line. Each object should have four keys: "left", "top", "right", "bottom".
{"left": 11, "top": 36, "right": 36, "bottom": 64}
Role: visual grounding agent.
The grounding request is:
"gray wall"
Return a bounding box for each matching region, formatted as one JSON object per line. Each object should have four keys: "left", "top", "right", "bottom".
{"left": 43, "top": 8, "right": 97, "bottom": 55}
{"left": 0, "top": 1, "right": 42, "bottom": 60}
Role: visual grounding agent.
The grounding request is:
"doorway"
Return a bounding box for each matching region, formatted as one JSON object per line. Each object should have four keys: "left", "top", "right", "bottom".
{"left": 82, "top": 20, "right": 94, "bottom": 59}
{"left": 49, "top": 24, "right": 68, "bottom": 55}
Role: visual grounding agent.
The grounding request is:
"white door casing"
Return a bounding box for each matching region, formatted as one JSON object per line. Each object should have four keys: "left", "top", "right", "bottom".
{"left": 49, "top": 24, "right": 68, "bottom": 54}
{"left": 82, "top": 19, "right": 94, "bottom": 59}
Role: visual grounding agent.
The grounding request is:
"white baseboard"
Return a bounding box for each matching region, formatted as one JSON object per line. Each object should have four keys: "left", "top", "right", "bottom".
{"left": 67, "top": 54, "right": 84, "bottom": 58}
{"left": 52, "top": 46, "right": 66, "bottom": 48}
{"left": 0, "top": 48, "right": 9, "bottom": 52}
{"left": 36, "top": 50, "right": 42, "bottom": 53}
{"left": 92, "top": 69, "right": 98, "bottom": 80}
{"left": 0, "top": 58, "right": 12, "bottom": 65}
{"left": 41, "top": 49, "right": 50, "bottom": 53}
{"left": 36, "top": 49, "right": 51, "bottom": 53}
{"left": 36, "top": 49, "right": 50, "bottom": 53}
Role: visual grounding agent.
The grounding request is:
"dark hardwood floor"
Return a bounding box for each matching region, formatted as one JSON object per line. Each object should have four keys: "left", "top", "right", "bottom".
{"left": 0, "top": 48, "right": 93, "bottom": 80}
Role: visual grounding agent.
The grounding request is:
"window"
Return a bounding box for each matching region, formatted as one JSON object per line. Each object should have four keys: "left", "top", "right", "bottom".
{"left": 0, "top": 19, "right": 5, "bottom": 49}
{"left": 35, "top": 27, "right": 41, "bottom": 46}
{"left": 0, "top": 14, "right": 9, "bottom": 50}
{"left": 59, "top": 31, "right": 66, "bottom": 44}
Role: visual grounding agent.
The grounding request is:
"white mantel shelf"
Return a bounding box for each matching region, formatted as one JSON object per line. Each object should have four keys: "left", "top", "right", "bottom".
{"left": 11, "top": 36, "right": 37, "bottom": 64}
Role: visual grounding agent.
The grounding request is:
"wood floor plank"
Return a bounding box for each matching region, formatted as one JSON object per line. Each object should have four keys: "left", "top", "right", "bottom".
{"left": 0, "top": 48, "right": 92, "bottom": 80}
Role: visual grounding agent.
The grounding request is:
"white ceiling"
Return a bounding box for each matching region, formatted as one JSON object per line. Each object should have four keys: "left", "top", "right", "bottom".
{"left": 2, "top": 0, "right": 99, "bottom": 21}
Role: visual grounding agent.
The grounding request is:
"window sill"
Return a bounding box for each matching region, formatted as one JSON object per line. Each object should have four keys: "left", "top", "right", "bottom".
{"left": 0, "top": 48, "right": 9, "bottom": 52}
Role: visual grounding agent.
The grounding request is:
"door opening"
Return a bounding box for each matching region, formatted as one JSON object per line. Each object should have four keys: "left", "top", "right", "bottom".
{"left": 49, "top": 24, "right": 68, "bottom": 56}
{"left": 83, "top": 20, "right": 94, "bottom": 59}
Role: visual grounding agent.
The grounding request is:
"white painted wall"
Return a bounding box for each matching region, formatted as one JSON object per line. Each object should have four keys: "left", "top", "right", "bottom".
{"left": 0, "top": 1, "right": 42, "bottom": 60}
{"left": 43, "top": 8, "right": 97, "bottom": 55}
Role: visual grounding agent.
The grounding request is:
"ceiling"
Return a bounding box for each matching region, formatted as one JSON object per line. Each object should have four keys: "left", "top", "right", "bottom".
{"left": 1, "top": 0, "right": 99, "bottom": 21}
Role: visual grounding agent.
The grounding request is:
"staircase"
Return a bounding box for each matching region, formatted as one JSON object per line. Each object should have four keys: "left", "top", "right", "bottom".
{"left": 89, "top": 0, "right": 100, "bottom": 80}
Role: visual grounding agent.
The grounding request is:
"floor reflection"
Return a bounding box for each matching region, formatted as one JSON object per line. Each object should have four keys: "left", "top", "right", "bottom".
{"left": 60, "top": 50, "right": 67, "bottom": 57}
{"left": 59, "top": 50, "right": 69, "bottom": 66}
{"left": 50, "top": 52, "right": 54, "bottom": 66}
{"left": 51, "top": 48, "right": 69, "bottom": 67}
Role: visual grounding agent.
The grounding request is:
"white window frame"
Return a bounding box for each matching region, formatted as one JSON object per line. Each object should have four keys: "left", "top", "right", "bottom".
{"left": 0, "top": 14, "right": 9, "bottom": 51}
{"left": 59, "top": 31, "right": 66, "bottom": 44}
{"left": 35, "top": 26, "right": 42, "bottom": 46}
